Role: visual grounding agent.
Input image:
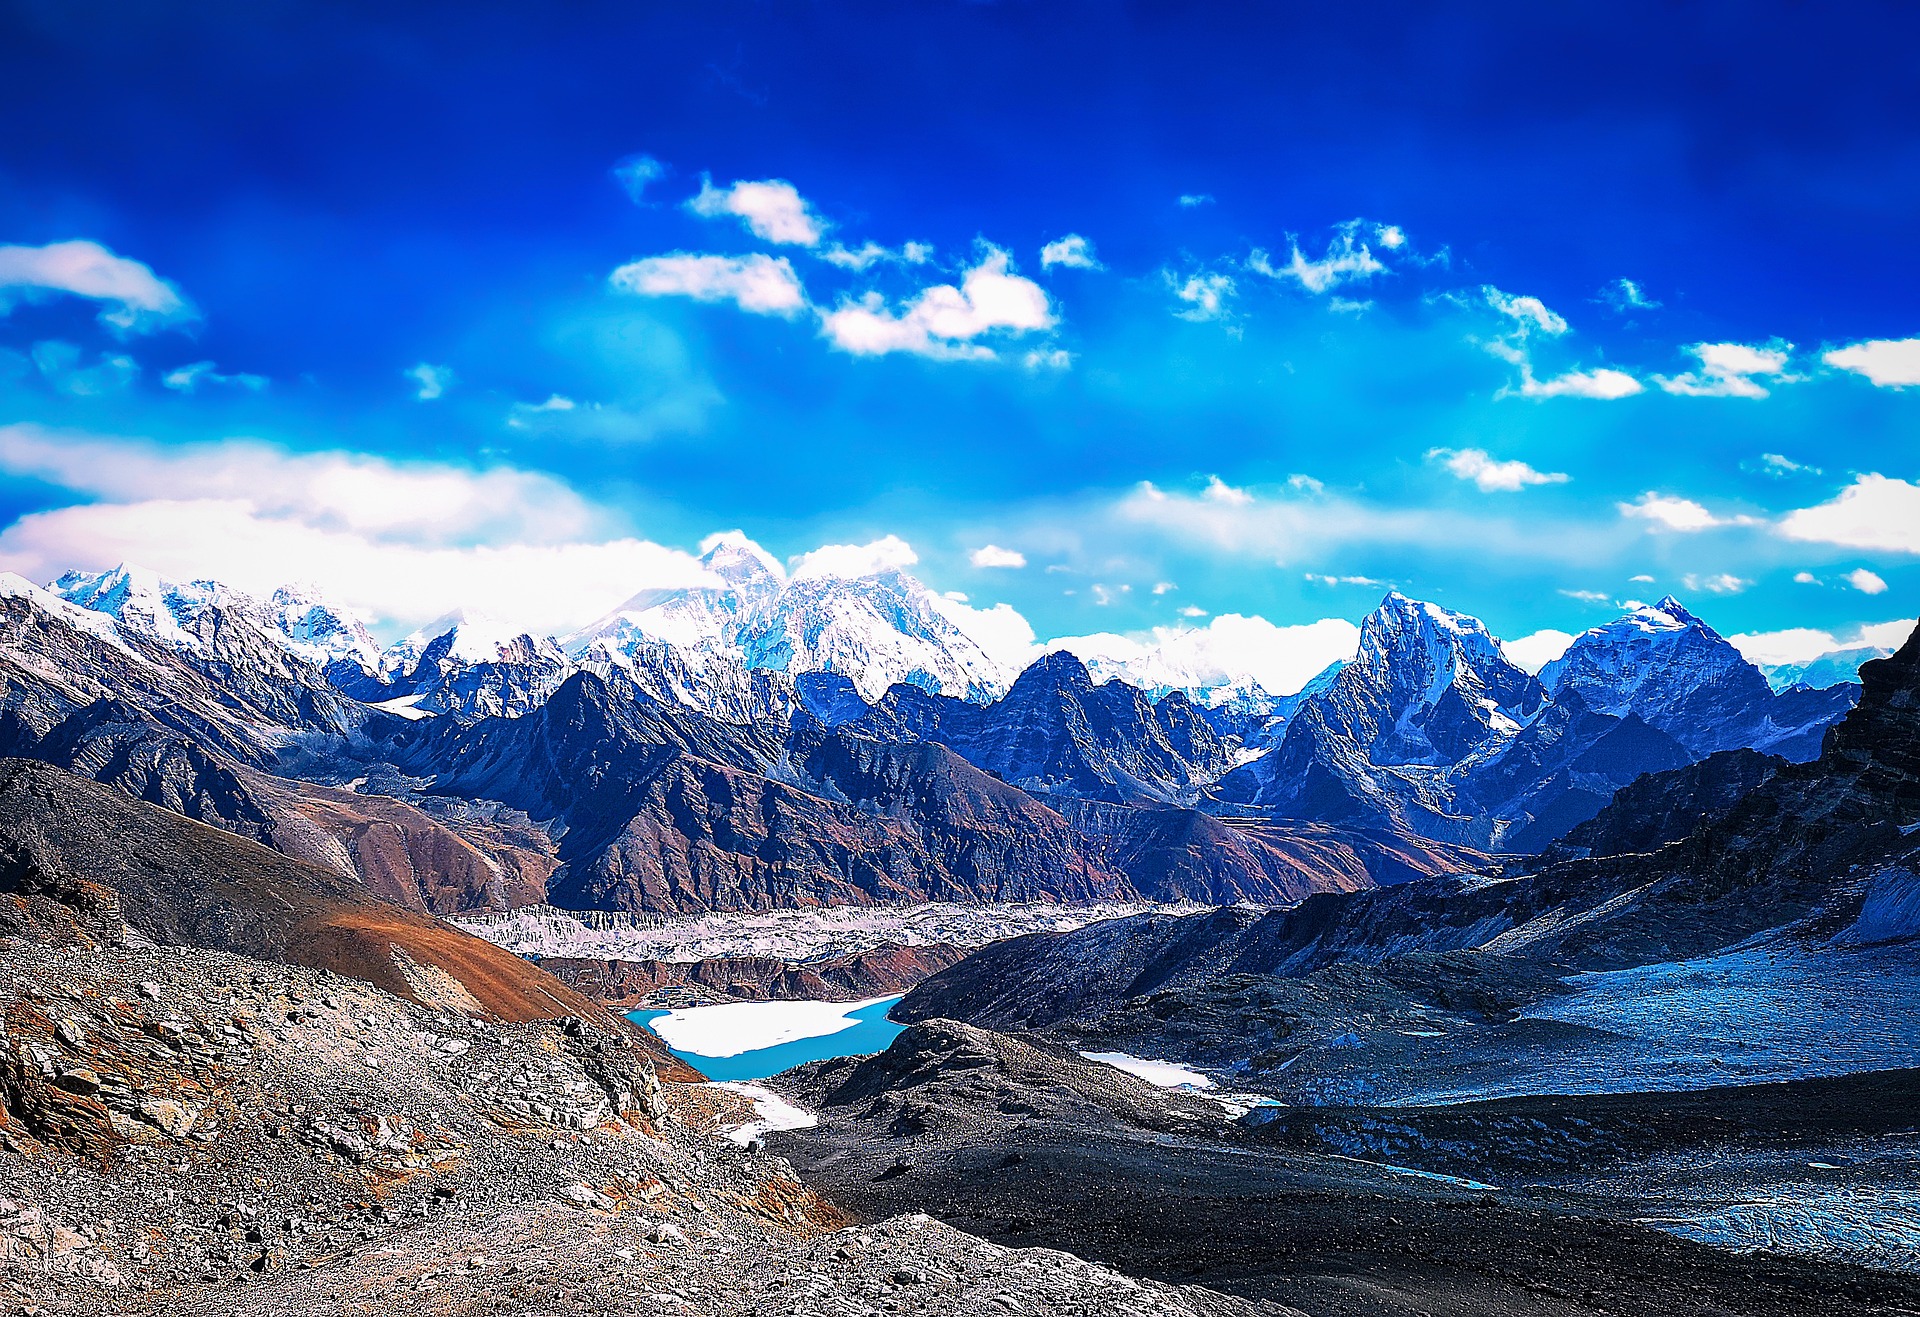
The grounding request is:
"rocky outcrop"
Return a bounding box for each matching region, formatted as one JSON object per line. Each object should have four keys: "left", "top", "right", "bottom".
{"left": 0, "top": 758, "right": 669, "bottom": 1052}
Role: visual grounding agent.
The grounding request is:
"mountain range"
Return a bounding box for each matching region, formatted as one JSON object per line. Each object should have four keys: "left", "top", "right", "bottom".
{"left": 0, "top": 556, "right": 1882, "bottom": 917}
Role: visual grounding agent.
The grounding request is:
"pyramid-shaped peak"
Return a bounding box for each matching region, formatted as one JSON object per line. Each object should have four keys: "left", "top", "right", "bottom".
{"left": 698, "top": 531, "right": 786, "bottom": 589}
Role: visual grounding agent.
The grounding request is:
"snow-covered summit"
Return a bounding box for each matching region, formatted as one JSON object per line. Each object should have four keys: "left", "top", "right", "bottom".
{"left": 568, "top": 534, "right": 1024, "bottom": 703}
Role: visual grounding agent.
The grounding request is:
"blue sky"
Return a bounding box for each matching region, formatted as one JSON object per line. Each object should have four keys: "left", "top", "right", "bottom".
{"left": 1, "top": 0, "right": 1916, "bottom": 677}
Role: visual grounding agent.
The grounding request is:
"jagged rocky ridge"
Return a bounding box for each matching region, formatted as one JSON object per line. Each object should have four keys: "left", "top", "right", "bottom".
{"left": 898, "top": 615, "right": 1920, "bottom": 1032}
{"left": 5, "top": 562, "right": 1871, "bottom": 913}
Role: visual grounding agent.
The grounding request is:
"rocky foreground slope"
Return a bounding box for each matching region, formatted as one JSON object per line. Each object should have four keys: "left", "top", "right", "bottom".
{"left": 0, "top": 938, "right": 1267, "bottom": 1317}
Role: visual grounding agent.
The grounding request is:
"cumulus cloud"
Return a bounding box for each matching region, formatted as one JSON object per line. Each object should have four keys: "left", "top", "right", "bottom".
{"left": 685, "top": 175, "right": 825, "bottom": 246}
{"left": 928, "top": 594, "right": 1039, "bottom": 673}
{"left": 1618, "top": 492, "right": 1756, "bottom": 532}
{"left": 1427, "top": 447, "right": 1570, "bottom": 492}
{"left": 1847, "top": 567, "right": 1889, "bottom": 595}
{"left": 0, "top": 239, "right": 195, "bottom": 334}
{"left": 1167, "top": 271, "right": 1234, "bottom": 323}
{"left": 406, "top": 362, "right": 453, "bottom": 401}
{"left": 969, "top": 544, "right": 1026, "bottom": 569}
{"left": 789, "top": 534, "right": 918, "bottom": 581}
{"left": 612, "top": 154, "right": 667, "bottom": 203}
{"left": 0, "top": 423, "right": 723, "bottom": 636}
{"left": 1729, "top": 620, "right": 1915, "bottom": 667}
{"left": 1508, "top": 366, "right": 1643, "bottom": 399}
{"left": 1823, "top": 337, "right": 1920, "bottom": 388}
{"left": 1656, "top": 341, "right": 1794, "bottom": 398}
{"left": 818, "top": 248, "right": 1054, "bottom": 359}
{"left": 1504, "top": 629, "right": 1576, "bottom": 673}
{"left": 1777, "top": 474, "right": 1920, "bottom": 554}
{"left": 610, "top": 252, "right": 807, "bottom": 317}
{"left": 1039, "top": 234, "right": 1102, "bottom": 271}
{"left": 163, "top": 361, "right": 267, "bottom": 393}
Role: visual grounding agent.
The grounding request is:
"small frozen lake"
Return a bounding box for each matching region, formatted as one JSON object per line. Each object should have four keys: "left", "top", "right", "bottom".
{"left": 629, "top": 995, "right": 906, "bottom": 1082}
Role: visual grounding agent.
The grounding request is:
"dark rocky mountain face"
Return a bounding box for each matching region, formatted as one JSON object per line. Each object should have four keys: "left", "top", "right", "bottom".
{"left": 849, "top": 649, "right": 1237, "bottom": 805}
{"left": 1213, "top": 593, "right": 1859, "bottom": 851}
{"left": 902, "top": 617, "right": 1920, "bottom": 1030}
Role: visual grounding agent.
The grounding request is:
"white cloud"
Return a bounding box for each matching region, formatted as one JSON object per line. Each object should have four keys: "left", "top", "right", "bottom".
{"left": 1509, "top": 365, "right": 1644, "bottom": 399}
{"left": 613, "top": 154, "right": 667, "bottom": 203}
{"left": 1824, "top": 337, "right": 1920, "bottom": 388}
{"left": 1167, "top": 271, "right": 1234, "bottom": 322}
{"left": 1022, "top": 348, "right": 1072, "bottom": 370}
{"left": 1683, "top": 572, "right": 1751, "bottom": 595}
{"left": 1202, "top": 476, "right": 1252, "bottom": 506}
{"left": 1794, "top": 571, "right": 1820, "bottom": 584}
{"left": 928, "top": 594, "right": 1038, "bottom": 672}
{"left": 406, "top": 361, "right": 453, "bottom": 401}
{"left": 1754, "top": 452, "right": 1820, "bottom": 477}
{"left": 819, "top": 248, "right": 1054, "bottom": 360}
{"left": 1484, "top": 286, "right": 1568, "bottom": 336}
{"left": 1428, "top": 447, "right": 1569, "bottom": 492}
{"left": 1730, "top": 620, "right": 1915, "bottom": 667}
{"left": 1151, "top": 581, "right": 1174, "bottom": 595}
{"left": 1178, "top": 605, "right": 1206, "bottom": 618}
{"left": 1777, "top": 474, "right": 1920, "bottom": 554}
{"left": 789, "top": 535, "right": 918, "bottom": 582}
{"left": 1597, "top": 277, "right": 1660, "bottom": 312}
{"left": 1618, "top": 491, "right": 1756, "bottom": 532}
{"left": 969, "top": 544, "right": 1026, "bottom": 569}
{"left": 1847, "top": 567, "right": 1889, "bottom": 595}
{"left": 1040, "top": 234, "right": 1102, "bottom": 271}
{"left": 0, "top": 239, "right": 195, "bottom": 334}
{"left": 1052, "top": 614, "right": 1360, "bottom": 698}
{"left": 163, "top": 360, "right": 267, "bottom": 393}
{"left": 1505, "top": 629, "right": 1576, "bottom": 673}
{"left": 819, "top": 240, "right": 934, "bottom": 271}
{"left": 1177, "top": 193, "right": 1214, "bottom": 208}
{"left": 685, "top": 175, "right": 825, "bottom": 246}
{"left": 1303, "top": 573, "right": 1387, "bottom": 587}
{"left": 1656, "top": 341, "right": 1794, "bottom": 398}
{"left": 1249, "top": 224, "right": 1389, "bottom": 294}
{"left": 610, "top": 252, "right": 807, "bottom": 317}
{"left": 1559, "top": 589, "right": 1610, "bottom": 603}
{"left": 30, "top": 341, "right": 138, "bottom": 396}
{"left": 0, "top": 424, "right": 721, "bottom": 636}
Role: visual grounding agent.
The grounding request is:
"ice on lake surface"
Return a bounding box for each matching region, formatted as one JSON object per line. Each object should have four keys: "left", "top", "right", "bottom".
{"left": 630, "top": 995, "right": 906, "bottom": 1082}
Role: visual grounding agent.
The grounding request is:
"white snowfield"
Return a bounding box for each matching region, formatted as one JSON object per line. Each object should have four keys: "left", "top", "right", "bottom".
{"left": 712, "top": 1081, "right": 820, "bottom": 1146}
{"left": 1080, "top": 1050, "right": 1215, "bottom": 1090}
{"left": 646, "top": 995, "right": 897, "bottom": 1059}
{"left": 454, "top": 899, "right": 1199, "bottom": 963}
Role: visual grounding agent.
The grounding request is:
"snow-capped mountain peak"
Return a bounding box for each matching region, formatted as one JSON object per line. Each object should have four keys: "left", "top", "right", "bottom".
{"left": 49, "top": 562, "right": 240, "bottom": 655}
{"left": 265, "top": 582, "right": 382, "bottom": 671}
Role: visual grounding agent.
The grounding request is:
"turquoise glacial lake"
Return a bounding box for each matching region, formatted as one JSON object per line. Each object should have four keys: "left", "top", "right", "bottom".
{"left": 628, "top": 995, "right": 907, "bottom": 1082}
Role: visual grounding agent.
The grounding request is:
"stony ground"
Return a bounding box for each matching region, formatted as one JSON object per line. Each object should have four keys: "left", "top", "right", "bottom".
{"left": 0, "top": 936, "right": 1269, "bottom": 1317}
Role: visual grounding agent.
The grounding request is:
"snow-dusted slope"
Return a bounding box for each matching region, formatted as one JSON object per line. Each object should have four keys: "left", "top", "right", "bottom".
{"left": 567, "top": 533, "right": 1022, "bottom": 704}
{"left": 1542, "top": 597, "right": 1851, "bottom": 757}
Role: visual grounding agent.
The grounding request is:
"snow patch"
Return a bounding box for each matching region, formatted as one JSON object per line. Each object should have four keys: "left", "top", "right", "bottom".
{"left": 647, "top": 996, "right": 897, "bottom": 1059}
{"left": 1080, "top": 1050, "right": 1215, "bottom": 1090}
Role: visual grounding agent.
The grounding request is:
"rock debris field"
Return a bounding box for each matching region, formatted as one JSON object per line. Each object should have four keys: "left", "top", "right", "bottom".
{"left": 0, "top": 938, "right": 1272, "bottom": 1317}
